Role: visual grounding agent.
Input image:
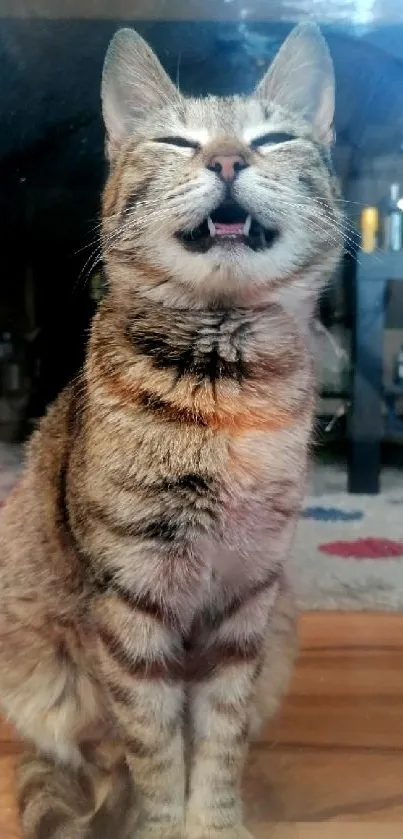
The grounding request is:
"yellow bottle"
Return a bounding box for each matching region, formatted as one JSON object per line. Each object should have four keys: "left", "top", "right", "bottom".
{"left": 360, "top": 206, "right": 379, "bottom": 252}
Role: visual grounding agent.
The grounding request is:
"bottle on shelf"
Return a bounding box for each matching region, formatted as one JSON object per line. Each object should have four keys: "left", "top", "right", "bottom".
{"left": 394, "top": 344, "right": 403, "bottom": 387}
{"left": 0, "top": 330, "right": 26, "bottom": 440}
{"left": 360, "top": 206, "right": 379, "bottom": 252}
{"left": 383, "top": 183, "right": 403, "bottom": 251}
{"left": 0, "top": 332, "right": 21, "bottom": 395}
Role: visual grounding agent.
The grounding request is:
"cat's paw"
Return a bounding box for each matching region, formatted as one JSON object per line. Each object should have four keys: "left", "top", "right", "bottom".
{"left": 211, "top": 830, "right": 253, "bottom": 839}
{"left": 128, "top": 818, "right": 184, "bottom": 839}
{"left": 186, "top": 825, "right": 254, "bottom": 839}
{"left": 133, "top": 828, "right": 184, "bottom": 839}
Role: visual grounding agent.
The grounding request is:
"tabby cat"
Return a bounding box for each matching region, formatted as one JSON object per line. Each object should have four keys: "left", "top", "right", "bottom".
{"left": 0, "top": 22, "right": 342, "bottom": 839}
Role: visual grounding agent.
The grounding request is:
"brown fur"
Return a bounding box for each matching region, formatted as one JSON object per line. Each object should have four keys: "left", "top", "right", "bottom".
{"left": 0, "top": 23, "right": 342, "bottom": 839}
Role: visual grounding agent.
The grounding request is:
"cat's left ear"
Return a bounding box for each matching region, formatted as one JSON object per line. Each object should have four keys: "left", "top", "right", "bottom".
{"left": 102, "top": 28, "right": 179, "bottom": 157}
{"left": 256, "top": 23, "right": 335, "bottom": 145}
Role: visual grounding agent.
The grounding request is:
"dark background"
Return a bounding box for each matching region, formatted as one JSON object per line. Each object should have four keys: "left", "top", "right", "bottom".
{"left": 1, "top": 16, "right": 403, "bottom": 425}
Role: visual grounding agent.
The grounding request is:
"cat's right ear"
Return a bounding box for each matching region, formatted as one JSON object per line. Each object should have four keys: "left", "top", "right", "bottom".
{"left": 102, "top": 28, "right": 179, "bottom": 158}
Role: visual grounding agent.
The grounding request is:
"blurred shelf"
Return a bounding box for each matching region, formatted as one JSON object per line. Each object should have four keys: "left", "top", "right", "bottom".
{"left": 358, "top": 251, "right": 403, "bottom": 282}
{"left": 385, "top": 383, "right": 403, "bottom": 397}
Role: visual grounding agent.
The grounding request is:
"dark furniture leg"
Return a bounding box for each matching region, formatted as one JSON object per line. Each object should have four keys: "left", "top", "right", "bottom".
{"left": 348, "top": 269, "right": 385, "bottom": 494}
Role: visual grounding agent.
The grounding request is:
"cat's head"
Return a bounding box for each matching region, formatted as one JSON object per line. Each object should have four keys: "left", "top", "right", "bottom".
{"left": 101, "top": 23, "right": 342, "bottom": 307}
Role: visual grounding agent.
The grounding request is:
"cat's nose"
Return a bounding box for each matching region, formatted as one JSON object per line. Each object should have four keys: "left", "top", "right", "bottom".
{"left": 206, "top": 153, "right": 249, "bottom": 182}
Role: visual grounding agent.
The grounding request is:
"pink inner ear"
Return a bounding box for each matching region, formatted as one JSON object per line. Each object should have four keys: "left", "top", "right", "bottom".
{"left": 215, "top": 223, "right": 244, "bottom": 236}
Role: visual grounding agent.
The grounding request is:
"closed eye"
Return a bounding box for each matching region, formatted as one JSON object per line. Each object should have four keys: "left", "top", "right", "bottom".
{"left": 153, "top": 136, "right": 201, "bottom": 150}
{"left": 250, "top": 132, "right": 297, "bottom": 149}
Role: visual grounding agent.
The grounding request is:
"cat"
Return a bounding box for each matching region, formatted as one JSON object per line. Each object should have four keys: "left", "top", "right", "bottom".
{"left": 0, "top": 22, "right": 342, "bottom": 839}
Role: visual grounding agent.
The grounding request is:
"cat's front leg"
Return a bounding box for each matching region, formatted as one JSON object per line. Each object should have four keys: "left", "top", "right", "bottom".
{"left": 185, "top": 582, "right": 277, "bottom": 839}
{"left": 94, "top": 597, "right": 186, "bottom": 839}
{"left": 185, "top": 656, "right": 256, "bottom": 839}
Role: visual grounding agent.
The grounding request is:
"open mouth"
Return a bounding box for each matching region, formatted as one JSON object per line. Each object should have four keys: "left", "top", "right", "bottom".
{"left": 177, "top": 199, "right": 279, "bottom": 254}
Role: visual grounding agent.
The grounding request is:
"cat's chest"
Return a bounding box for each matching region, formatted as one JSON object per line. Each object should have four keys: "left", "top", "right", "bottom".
{"left": 200, "top": 426, "right": 306, "bottom": 585}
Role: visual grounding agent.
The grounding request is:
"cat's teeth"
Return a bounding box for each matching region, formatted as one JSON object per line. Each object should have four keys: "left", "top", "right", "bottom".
{"left": 243, "top": 215, "right": 252, "bottom": 236}
{"left": 207, "top": 217, "right": 216, "bottom": 237}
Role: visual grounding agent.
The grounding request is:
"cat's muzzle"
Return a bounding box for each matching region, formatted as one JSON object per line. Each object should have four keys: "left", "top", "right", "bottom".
{"left": 176, "top": 198, "right": 279, "bottom": 254}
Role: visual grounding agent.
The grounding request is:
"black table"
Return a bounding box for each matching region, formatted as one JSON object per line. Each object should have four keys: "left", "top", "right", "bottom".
{"left": 348, "top": 251, "right": 403, "bottom": 494}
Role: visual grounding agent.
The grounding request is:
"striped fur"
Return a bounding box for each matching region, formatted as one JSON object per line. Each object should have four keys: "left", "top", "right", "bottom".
{"left": 0, "top": 23, "right": 341, "bottom": 839}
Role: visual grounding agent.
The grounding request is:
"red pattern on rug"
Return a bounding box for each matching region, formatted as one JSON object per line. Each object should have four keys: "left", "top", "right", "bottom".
{"left": 319, "top": 537, "right": 403, "bottom": 559}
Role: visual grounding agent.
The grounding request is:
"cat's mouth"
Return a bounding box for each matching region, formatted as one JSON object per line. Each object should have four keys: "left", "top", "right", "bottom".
{"left": 176, "top": 200, "right": 279, "bottom": 254}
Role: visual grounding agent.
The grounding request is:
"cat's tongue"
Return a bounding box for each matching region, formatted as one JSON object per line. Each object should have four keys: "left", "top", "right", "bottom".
{"left": 215, "top": 222, "right": 244, "bottom": 237}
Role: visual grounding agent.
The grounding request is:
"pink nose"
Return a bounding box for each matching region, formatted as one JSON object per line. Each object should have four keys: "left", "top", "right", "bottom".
{"left": 207, "top": 153, "right": 248, "bottom": 182}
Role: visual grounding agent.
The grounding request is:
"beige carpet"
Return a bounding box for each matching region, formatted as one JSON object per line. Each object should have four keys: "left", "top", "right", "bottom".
{"left": 294, "top": 463, "right": 403, "bottom": 610}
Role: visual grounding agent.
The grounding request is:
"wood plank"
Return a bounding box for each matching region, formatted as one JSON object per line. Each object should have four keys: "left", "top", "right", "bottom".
{"left": 299, "top": 613, "right": 403, "bottom": 651}
{"left": 260, "top": 612, "right": 403, "bottom": 750}
{"left": 0, "top": 755, "right": 20, "bottom": 839}
{"left": 1, "top": 612, "right": 403, "bottom": 838}
{"left": 245, "top": 748, "right": 403, "bottom": 823}
{"left": 0, "top": 719, "right": 20, "bottom": 743}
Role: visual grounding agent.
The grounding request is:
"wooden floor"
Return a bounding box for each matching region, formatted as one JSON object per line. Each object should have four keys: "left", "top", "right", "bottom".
{"left": 1, "top": 613, "right": 403, "bottom": 838}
